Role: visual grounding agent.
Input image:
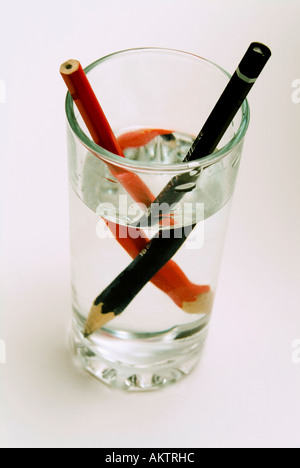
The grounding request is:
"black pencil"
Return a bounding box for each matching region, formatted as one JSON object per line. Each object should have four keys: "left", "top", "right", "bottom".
{"left": 84, "top": 42, "right": 271, "bottom": 336}
{"left": 135, "top": 42, "right": 272, "bottom": 228}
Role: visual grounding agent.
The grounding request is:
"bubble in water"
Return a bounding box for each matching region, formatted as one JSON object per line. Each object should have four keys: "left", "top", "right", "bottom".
{"left": 174, "top": 182, "right": 197, "bottom": 193}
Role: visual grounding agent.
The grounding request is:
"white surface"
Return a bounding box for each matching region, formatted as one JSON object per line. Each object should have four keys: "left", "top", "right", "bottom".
{"left": 0, "top": 0, "right": 300, "bottom": 448}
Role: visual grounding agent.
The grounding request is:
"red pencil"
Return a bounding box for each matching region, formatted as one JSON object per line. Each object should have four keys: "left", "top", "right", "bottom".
{"left": 60, "top": 59, "right": 155, "bottom": 206}
{"left": 60, "top": 59, "right": 211, "bottom": 313}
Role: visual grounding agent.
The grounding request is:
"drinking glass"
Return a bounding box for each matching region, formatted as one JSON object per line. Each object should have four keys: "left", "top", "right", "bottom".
{"left": 65, "top": 48, "right": 249, "bottom": 391}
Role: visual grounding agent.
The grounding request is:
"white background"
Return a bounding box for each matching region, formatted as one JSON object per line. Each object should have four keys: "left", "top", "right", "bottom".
{"left": 0, "top": 0, "right": 300, "bottom": 448}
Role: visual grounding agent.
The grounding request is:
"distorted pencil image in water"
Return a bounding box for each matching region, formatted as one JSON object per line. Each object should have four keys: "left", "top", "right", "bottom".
{"left": 69, "top": 131, "right": 238, "bottom": 389}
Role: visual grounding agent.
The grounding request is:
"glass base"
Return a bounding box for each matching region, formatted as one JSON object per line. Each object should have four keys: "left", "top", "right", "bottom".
{"left": 70, "top": 317, "right": 209, "bottom": 391}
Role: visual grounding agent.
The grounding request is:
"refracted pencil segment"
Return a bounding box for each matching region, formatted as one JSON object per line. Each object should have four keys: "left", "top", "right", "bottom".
{"left": 83, "top": 129, "right": 221, "bottom": 336}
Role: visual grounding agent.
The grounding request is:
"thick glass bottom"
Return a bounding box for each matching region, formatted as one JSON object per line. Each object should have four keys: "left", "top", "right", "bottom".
{"left": 70, "top": 311, "right": 209, "bottom": 391}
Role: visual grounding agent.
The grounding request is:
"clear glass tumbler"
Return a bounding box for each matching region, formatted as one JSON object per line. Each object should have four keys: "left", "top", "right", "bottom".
{"left": 65, "top": 48, "right": 249, "bottom": 391}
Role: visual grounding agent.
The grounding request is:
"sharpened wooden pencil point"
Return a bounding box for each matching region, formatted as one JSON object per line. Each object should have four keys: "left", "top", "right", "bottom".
{"left": 182, "top": 290, "right": 214, "bottom": 315}
{"left": 84, "top": 303, "right": 116, "bottom": 337}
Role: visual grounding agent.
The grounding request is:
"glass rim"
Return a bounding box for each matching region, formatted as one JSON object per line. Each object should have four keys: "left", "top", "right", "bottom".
{"left": 65, "top": 47, "right": 250, "bottom": 174}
